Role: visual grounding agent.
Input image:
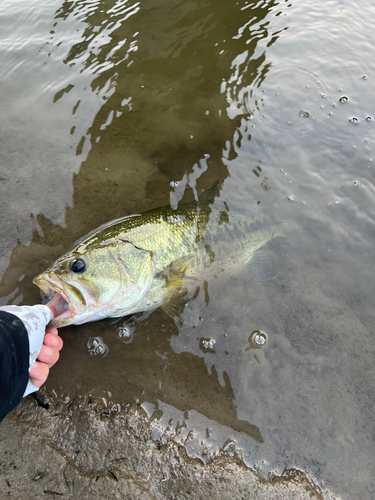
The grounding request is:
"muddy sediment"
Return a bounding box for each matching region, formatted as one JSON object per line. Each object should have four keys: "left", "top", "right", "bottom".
{"left": 0, "top": 393, "right": 323, "bottom": 500}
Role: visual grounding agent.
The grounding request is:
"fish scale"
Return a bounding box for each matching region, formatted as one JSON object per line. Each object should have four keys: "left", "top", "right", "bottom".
{"left": 34, "top": 194, "right": 279, "bottom": 327}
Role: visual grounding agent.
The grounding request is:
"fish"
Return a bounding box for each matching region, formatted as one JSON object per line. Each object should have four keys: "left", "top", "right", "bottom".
{"left": 33, "top": 191, "right": 280, "bottom": 328}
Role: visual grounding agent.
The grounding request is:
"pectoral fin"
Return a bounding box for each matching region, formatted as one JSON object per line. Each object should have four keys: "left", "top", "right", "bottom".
{"left": 158, "top": 255, "right": 199, "bottom": 322}
{"left": 161, "top": 301, "right": 183, "bottom": 324}
{"left": 160, "top": 254, "right": 198, "bottom": 288}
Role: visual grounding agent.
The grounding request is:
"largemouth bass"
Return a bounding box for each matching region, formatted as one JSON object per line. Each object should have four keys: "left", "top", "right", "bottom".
{"left": 34, "top": 193, "right": 280, "bottom": 327}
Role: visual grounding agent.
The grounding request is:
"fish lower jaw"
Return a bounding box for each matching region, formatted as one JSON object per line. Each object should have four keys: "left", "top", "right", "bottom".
{"left": 46, "top": 292, "right": 81, "bottom": 327}
{"left": 47, "top": 291, "right": 70, "bottom": 316}
{"left": 50, "top": 302, "right": 111, "bottom": 326}
{"left": 34, "top": 275, "right": 88, "bottom": 327}
{"left": 49, "top": 313, "right": 76, "bottom": 328}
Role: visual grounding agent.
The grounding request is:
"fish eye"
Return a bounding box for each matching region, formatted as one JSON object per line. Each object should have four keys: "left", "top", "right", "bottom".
{"left": 70, "top": 258, "right": 86, "bottom": 274}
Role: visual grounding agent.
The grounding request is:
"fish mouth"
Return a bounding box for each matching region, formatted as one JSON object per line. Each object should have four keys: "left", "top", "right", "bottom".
{"left": 33, "top": 274, "right": 86, "bottom": 327}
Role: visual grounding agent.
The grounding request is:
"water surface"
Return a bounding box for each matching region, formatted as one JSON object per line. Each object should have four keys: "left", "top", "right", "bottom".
{"left": 1, "top": 0, "right": 375, "bottom": 498}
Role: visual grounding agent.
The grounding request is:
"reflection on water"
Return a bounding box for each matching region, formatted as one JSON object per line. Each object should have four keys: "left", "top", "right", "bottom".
{"left": 1, "top": 0, "right": 375, "bottom": 498}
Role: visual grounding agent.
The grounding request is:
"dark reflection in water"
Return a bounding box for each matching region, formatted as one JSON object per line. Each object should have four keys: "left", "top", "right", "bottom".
{"left": 56, "top": 310, "right": 264, "bottom": 443}
{"left": 0, "top": 0, "right": 286, "bottom": 445}
{"left": 50, "top": 0, "right": 284, "bottom": 218}
{"left": 0, "top": 0, "right": 287, "bottom": 310}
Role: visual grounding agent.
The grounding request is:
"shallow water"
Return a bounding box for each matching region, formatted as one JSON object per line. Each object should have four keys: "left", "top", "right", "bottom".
{"left": 1, "top": 0, "right": 375, "bottom": 498}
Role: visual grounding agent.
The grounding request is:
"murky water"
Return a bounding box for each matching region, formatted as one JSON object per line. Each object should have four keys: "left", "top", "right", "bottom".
{"left": 1, "top": 0, "right": 375, "bottom": 498}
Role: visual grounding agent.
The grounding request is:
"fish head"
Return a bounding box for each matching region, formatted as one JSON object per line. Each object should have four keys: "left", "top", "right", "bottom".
{"left": 33, "top": 239, "right": 154, "bottom": 327}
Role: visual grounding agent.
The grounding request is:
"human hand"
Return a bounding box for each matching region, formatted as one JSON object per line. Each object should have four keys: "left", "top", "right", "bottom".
{"left": 29, "top": 327, "right": 63, "bottom": 388}
{"left": 0, "top": 302, "right": 64, "bottom": 398}
{"left": 28, "top": 304, "right": 63, "bottom": 389}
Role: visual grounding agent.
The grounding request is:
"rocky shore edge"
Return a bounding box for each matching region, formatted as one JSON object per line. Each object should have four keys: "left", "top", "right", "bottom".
{"left": 0, "top": 392, "right": 324, "bottom": 500}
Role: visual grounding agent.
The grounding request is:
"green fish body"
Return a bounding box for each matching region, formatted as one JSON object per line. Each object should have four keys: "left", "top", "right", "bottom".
{"left": 34, "top": 194, "right": 279, "bottom": 327}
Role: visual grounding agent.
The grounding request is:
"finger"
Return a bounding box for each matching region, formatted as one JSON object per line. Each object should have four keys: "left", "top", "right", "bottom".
{"left": 46, "top": 327, "right": 59, "bottom": 336}
{"left": 46, "top": 303, "right": 57, "bottom": 318}
{"left": 29, "top": 361, "right": 49, "bottom": 388}
{"left": 37, "top": 345, "right": 60, "bottom": 368}
{"left": 44, "top": 333, "right": 63, "bottom": 350}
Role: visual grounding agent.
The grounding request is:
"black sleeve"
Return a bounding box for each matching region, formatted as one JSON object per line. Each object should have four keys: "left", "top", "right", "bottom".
{"left": 0, "top": 311, "right": 30, "bottom": 422}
